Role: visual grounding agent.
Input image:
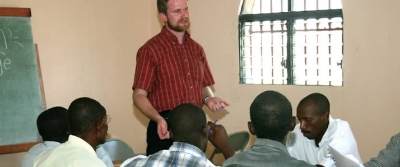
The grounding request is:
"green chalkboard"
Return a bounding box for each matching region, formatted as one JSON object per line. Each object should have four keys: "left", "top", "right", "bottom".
{"left": 0, "top": 10, "right": 45, "bottom": 153}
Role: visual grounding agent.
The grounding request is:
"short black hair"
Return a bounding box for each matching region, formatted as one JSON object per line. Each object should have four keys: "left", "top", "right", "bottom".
{"left": 67, "top": 97, "right": 106, "bottom": 136}
{"left": 157, "top": 0, "right": 169, "bottom": 14}
{"left": 37, "top": 107, "right": 69, "bottom": 143}
{"left": 167, "top": 103, "right": 206, "bottom": 145}
{"left": 298, "top": 92, "right": 330, "bottom": 114}
{"left": 250, "top": 90, "right": 292, "bottom": 141}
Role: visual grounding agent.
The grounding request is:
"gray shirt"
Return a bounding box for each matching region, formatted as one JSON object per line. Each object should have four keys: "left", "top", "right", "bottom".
{"left": 364, "top": 132, "right": 400, "bottom": 167}
{"left": 223, "top": 138, "right": 314, "bottom": 167}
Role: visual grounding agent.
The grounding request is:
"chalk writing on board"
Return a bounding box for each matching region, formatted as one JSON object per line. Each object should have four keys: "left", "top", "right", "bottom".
{"left": 0, "top": 27, "right": 24, "bottom": 78}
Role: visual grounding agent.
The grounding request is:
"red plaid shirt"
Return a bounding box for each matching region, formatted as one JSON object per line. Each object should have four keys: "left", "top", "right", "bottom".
{"left": 133, "top": 27, "right": 215, "bottom": 112}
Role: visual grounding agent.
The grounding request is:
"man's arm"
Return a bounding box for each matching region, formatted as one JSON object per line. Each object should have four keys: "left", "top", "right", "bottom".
{"left": 207, "top": 122, "right": 235, "bottom": 159}
{"left": 133, "top": 88, "right": 169, "bottom": 139}
{"left": 202, "top": 86, "right": 229, "bottom": 112}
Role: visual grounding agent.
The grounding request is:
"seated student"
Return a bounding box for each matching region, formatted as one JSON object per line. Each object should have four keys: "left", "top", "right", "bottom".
{"left": 364, "top": 132, "right": 400, "bottom": 167}
{"left": 22, "top": 106, "right": 113, "bottom": 167}
{"left": 34, "top": 97, "right": 110, "bottom": 167}
{"left": 21, "top": 107, "right": 69, "bottom": 167}
{"left": 286, "top": 93, "right": 362, "bottom": 167}
{"left": 223, "top": 90, "right": 314, "bottom": 167}
{"left": 121, "top": 103, "right": 234, "bottom": 167}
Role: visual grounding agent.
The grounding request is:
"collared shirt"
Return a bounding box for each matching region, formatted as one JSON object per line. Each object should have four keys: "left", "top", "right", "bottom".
{"left": 133, "top": 27, "right": 215, "bottom": 112}
{"left": 286, "top": 117, "right": 362, "bottom": 167}
{"left": 223, "top": 138, "right": 314, "bottom": 167}
{"left": 364, "top": 132, "right": 400, "bottom": 167}
{"left": 33, "top": 135, "right": 106, "bottom": 167}
{"left": 22, "top": 141, "right": 59, "bottom": 167}
{"left": 22, "top": 140, "right": 113, "bottom": 167}
{"left": 121, "top": 142, "right": 215, "bottom": 167}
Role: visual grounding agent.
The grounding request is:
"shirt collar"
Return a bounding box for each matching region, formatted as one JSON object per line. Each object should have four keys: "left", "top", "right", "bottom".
{"left": 67, "top": 135, "right": 97, "bottom": 156}
{"left": 161, "top": 26, "right": 191, "bottom": 45}
{"left": 319, "top": 116, "right": 336, "bottom": 146}
{"left": 253, "top": 138, "right": 289, "bottom": 154}
{"left": 42, "top": 141, "right": 61, "bottom": 147}
{"left": 169, "top": 142, "right": 207, "bottom": 159}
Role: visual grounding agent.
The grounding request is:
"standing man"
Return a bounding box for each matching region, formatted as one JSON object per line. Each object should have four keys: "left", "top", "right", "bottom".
{"left": 286, "top": 93, "right": 362, "bottom": 167}
{"left": 133, "top": 0, "right": 228, "bottom": 155}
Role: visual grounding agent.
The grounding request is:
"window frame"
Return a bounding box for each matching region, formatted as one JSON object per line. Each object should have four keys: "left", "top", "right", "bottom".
{"left": 239, "top": 0, "right": 343, "bottom": 85}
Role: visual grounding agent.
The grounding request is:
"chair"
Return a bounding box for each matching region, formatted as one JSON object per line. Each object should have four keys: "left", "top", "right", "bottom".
{"left": 100, "top": 138, "right": 135, "bottom": 163}
{"left": 209, "top": 131, "right": 250, "bottom": 161}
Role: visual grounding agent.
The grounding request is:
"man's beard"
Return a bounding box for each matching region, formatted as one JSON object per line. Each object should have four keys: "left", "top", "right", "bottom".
{"left": 167, "top": 18, "right": 190, "bottom": 32}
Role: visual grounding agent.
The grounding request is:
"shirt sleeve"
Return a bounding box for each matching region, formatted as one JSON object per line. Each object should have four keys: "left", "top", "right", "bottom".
{"left": 199, "top": 48, "right": 215, "bottom": 87}
{"left": 133, "top": 46, "right": 157, "bottom": 92}
{"left": 364, "top": 133, "right": 400, "bottom": 167}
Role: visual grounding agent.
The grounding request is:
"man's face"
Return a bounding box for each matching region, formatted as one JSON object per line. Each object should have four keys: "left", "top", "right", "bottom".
{"left": 297, "top": 103, "right": 328, "bottom": 140}
{"left": 163, "top": 0, "right": 190, "bottom": 32}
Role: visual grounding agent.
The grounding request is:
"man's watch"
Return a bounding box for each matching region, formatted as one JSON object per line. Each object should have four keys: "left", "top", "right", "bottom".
{"left": 203, "top": 96, "right": 210, "bottom": 104}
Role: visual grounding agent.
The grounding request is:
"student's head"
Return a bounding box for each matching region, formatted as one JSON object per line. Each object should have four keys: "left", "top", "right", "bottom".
{"left": 167, "top": 103, "right": 208, "bottom": 151}
{"left": 297, "top": 93, "right": 330, "bottom": 140}
{"left": 68, "top": 97, "right": 108, "bottom": 148}
{"left": 249, "top": 90, "right": 295, "bottom": 142}
{"left": 37, "top": 107, "right": 69, "bottom": 143}
{"left": 157, "top": 0, "right": 190, "bottom": 32}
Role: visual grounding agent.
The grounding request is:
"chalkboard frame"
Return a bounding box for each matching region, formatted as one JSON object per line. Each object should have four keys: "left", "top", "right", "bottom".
{"left": 0, "top": 7, "right": 45, "bottom": 154}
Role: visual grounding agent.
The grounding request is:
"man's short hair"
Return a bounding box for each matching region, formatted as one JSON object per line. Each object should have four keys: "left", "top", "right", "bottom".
{"left": 167, "top": 103, "right": 206, "bottom": 144}
{"left": 250, "top": 90, "right": 292, "bottom": 141}
{"left": 298, "top": 92, "right": 330, "bottom": 114}
{"left": 67, "top": 97, "right": 106, "bottom": 135}
{"left": 157, "top": 0, "right": 169, "bottom": 14}
{"left": 37, "top": 107, "right": 69, "bottom": 143}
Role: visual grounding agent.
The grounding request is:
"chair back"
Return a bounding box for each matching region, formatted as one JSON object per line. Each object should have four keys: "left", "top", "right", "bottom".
{"left": 100, "top": 138, "right": 135, "bottom": 162}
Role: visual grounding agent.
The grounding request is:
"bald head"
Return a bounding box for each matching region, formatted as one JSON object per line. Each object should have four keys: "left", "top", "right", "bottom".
{"left": 250, "top": 90, "right": 293, "bottom": 141}
{"left": 297, "top": 92, "right": 330, "bottom": 115}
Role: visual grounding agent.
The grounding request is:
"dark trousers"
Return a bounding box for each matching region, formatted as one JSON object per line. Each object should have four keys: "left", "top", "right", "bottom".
{"left": 146, "top": 110, "right": 173, "bottom": 155}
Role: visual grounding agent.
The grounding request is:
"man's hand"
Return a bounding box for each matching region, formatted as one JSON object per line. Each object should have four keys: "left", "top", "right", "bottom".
{"left": 156, "top": 117, "right": 170, "bottom": 140}
{"left": 205, "top": 97, "right": 229, "bottom": 112}
{"left": 207, "top": 121, "right": 234, "bottom": 159}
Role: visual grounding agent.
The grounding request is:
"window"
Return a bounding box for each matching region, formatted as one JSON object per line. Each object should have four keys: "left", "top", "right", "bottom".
{"left": 239, "top": 0, "right": 343, "bottom": 86}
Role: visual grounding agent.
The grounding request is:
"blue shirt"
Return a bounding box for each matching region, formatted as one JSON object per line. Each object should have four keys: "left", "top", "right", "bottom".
{"left": 122, "top": 142, "right": 215, "bottom": 167}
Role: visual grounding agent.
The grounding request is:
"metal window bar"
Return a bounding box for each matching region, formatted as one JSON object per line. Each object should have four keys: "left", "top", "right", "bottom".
{"left": 239, "top": 0, "right": 343, "bottom": 85}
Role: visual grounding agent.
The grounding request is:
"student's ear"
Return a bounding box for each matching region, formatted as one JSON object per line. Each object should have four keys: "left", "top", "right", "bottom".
{"left": 289, "top": 116, "right": 296, "bottom": 131}
{"left": 248, "top": 121, "right": 256, "bottom": 135}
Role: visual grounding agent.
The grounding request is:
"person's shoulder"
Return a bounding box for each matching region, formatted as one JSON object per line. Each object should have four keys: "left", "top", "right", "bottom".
{"left": 120, "top": 155, "right": 149, "bottom": 167}
{"left": 331, "top": 117, "right": 352, "bottom": 131}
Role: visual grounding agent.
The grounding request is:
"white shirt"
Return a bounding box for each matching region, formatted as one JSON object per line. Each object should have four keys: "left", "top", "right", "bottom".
{"left": 286, "top": 117, "right": 362, "bottom": 167}
{"left": 22, "top": 140, "right": 113, "bottom": 167}
{"left": 21, "top": 141, "right": 59, "bottom": 167}
{"left": 33, "top": 135, "right": 106, "bottom": 167}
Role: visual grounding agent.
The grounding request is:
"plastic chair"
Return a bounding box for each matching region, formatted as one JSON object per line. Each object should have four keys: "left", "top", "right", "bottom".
{"left": 100, "top": 138, "right": 135, "bottom": 162}
{"left": 209, "top": 131, "right": 250, "bottom": 161}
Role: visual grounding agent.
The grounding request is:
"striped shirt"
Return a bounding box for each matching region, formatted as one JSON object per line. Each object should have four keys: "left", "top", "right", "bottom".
{"left": 133, "top": 26, "right": 214, "bottom": 112}
{"left": 122, "top": 142, "right": 215, "bottom": 167}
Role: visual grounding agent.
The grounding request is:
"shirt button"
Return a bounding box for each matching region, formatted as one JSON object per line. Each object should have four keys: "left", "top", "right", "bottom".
{"left": 187, "top": 73, "right": 190, "bottom": 76}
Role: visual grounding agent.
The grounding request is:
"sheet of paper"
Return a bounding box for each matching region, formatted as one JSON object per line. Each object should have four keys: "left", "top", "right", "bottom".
{"left": 329, "top": 146, "right": 364, "bottom": 167}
